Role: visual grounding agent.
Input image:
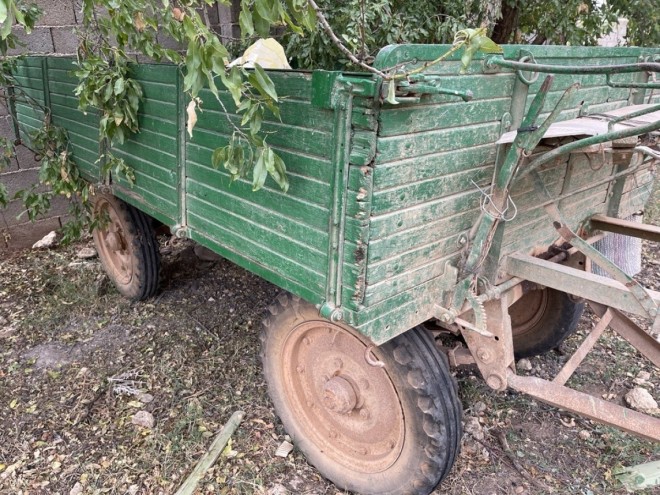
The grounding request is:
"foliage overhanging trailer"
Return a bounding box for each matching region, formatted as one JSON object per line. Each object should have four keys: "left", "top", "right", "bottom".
{"left": 10, "top": 44, "right": 660, "bottom": 495}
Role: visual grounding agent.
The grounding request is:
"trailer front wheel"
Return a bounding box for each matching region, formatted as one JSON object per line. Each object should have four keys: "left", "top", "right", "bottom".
{"left": 510, "top": 288, "right": 584, "bottom": 359}
{"left": 92, "top": 193, "right": 160, "bottom": 301}
{"left": 261, "top": 294, "right": 462, "bottom": 495}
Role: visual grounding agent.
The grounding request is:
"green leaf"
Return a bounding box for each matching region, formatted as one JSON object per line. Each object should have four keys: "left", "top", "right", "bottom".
{"left": 270, "top": 151, "right": 289, "bottom": 192}
{"left": 0, "top": 0, "right": 8, "bottom": 24}
{"left": 251, "top": 64, "right": 278, "bottom": 102}
{"left": 478, "top": 37, "right": 503, "bottom": 54}
{"left": 239, "top": 6, "right": 254, "bottom": 36}
{"left": 211, "top": 146, "right": 227, "bottom": 169}
{"left": 252, "top": 149, "right": 268, "bottom": 191}
{"left": 252, "top": 10, "right": 270, "bottom": 38}
{"left": 255, "top": 0, "right": 275, "bottom": 22}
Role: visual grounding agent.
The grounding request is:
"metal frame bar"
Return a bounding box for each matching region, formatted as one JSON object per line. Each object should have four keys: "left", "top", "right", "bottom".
{"left": 507, "top": 370, "right": 660, "bottom": 442}
{"left": 485, "top": 56, "right": 660, "bottom": 75}
{"left": 553, "top": 309, "right": 612, "bottom": 386}
{"left": 590, "top": 302, "right": 660, "bottom": 368}
{"left": 590, "top": 214, "right": 660, "bottom": 242}
{"left": 504, "top": 253, "right": 660, "bottom": 318}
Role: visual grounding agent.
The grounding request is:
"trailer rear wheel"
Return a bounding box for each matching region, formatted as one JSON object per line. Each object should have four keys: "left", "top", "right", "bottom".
{"left": 92, "top": 193, "right": 160, "bottom": 300}
{"left": 261, "top": 294, "right": 462, "bottom": 495}
{"left": 510, "top": 288, "right": 584, "bottom": 359}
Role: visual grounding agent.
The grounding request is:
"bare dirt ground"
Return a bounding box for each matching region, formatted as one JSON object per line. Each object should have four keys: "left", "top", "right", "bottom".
{"left": 1, "top": 223, "right": 659, "bottom": 494}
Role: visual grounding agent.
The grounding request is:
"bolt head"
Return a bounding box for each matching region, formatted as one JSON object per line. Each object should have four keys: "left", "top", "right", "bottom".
{"left": 359, "top": 408, "right": 370, "bottom": 419}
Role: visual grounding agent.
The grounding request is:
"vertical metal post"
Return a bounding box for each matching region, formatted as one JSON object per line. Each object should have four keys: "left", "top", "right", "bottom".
{"left": 323, "top": 80, "right": 354, "bottom": 317}
{"left": 176, "top": 70, "right": 188, "bottom": 235}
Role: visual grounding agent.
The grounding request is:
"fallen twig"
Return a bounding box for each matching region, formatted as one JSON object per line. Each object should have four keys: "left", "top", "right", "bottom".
{"left": 495, "top": 429, "right": 552, "bottom": 493}
{"left": 174, "top": 410, "right": 245, "bottom": 495}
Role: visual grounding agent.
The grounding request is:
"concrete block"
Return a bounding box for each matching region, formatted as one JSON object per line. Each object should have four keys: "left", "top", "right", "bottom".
{"left": 34, "top": 0, "right": 76, "bottom": 26}
{"left": 2, "top": 167, "right": 41, "bottom": 196}
{"left": 0, "top": 115, "right": 18, "bottom": 142}
{"left": 1, "top": 185, "right": 70, "bottom": 226}
{"left": 8, "top": 26, "right": 54, "bottom": 55}
{"left": 14, "top": 145, "right": 40, "bottom": 170}
{"left": 198, "top": 5, "right": 219, "bottom": 26}
{"left": 155, "top": 32, "right": 185, "bottom": 52}
{"left": 217, "top": 0, "right": 240, "bottom": 42}
{"left": 0, "top": 92, "right": 9, "bottom": 116}
{"left": 51, "top": 26, "right": 79, "bottom": 55}
{"left": 1, "top": 216, "right": 62, "bottom": 251}
{"left": 1, "top": 199, "right": 28, "bottom": 224}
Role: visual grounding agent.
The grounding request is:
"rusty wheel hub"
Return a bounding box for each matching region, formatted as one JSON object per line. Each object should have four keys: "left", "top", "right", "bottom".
{"left": 510, "top": 288, "right": 548, "bottom": 337}
{"left": 322, "top": 376, "right": 358, "bottom": 414}
{"left": 94, "top": 200, "right": 133, "bottom": 285}
{"left": 281, "top": 321, "right": 404, "bottom": 474}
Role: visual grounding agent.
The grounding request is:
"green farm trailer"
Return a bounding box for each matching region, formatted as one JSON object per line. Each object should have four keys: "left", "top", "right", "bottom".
{"left": 10, "top": 44, "right": 660, "bottom": 494}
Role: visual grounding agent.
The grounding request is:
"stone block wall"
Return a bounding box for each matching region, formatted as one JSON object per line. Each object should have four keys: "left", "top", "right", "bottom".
{"left": 0, "top": 1, "right": 239, "bottom": 250}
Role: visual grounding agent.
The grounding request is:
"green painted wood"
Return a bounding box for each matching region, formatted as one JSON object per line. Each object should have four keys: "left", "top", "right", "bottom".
{"left": 375, "top": 121, "right": 502, "bottom": 165}
{"left": 113, "top": 185, "right": 177, "bottom": 226}
{"left": 196, "top": 90, "right": 335, "bottom": 132}
{"left": 186, "top": 140, "right": 332, "bottom": 208}
{"left": 186, "top": 177, "right": 329, "bottom": 253}
{"left": 379, "top": 97, "right": 510, "bottom": 137}
{"left": 185, "top": 160, "right": 330, "bottom": 231}
{"left": 190, "top": 112, "right": 334, "bottom": 159}
{"left": 189, "top": 229, "right": 320, "bottom": 304}
{"left": 186, "top": 191, "right": 327, "bottom": 269}
{"left": 187, "top": 206, "right": 326, "bottom": 289}
{"left": 370, "top": 166, "right": 492, "bottom": 215}
{"left": 366, "top": 230, "right": 466, "bottom": 285}
{"left": 367, "top": 208, "right": 480, "bottom": 263}
{"left": 110, "top": 148, "right": 178, "bottom": 187}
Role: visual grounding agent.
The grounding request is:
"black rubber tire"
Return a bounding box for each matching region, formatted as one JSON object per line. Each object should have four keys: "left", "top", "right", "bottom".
{"left": 510, "top": 288, "right": 584, "bottom": 359}
{"left": 92, "top": 193, "right": 160, "bottom": 301}
{"left": 260, "top": 293, "right": 462, "bottom": 495}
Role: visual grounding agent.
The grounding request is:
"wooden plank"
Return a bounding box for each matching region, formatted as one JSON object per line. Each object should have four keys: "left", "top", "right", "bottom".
{"left": 370, "top": 166, "right": 491, "bottom": 215}
{"left": 189, "top": 229, "right": 322, "bottom": 305}
{"left": 366, "top": 143, "right": 496, "bottom": 190}
{"left": 111, "top": 148, "right": 178, "bottom": 186}
{"left": 365, "top": 189, "right": 482, "bottom": 240}
{"left": 112, "top": 131, "right": 177, "bottom": 163}
{"left": 187, "top": 208, "right": 326, "bottom": 289}
{"left": 113, "top": 173, "right": 178, "bottom": 216}
{"left": 375, "top": 121, "right": 502, "bottom": 165}
{"left": 368, "top": 208, "right": 479, "bottom": 263}
{"left": 379, "top": 97, "right": 510, "bottom": 137}
{"left": 187, "top": 141, "right": 332, "bottom": 183}
{"left": 186, "top": 178, "right": 329, "bottom": 253}
{"left": 366, "top": 230, "right": 465, "bottom": 285}
{"left": 363, "top": 251, "right": 457, "bottom": 306}
{"left": 186, "top": 193, "right": 327, "bottom": 267}
{"left": 191, "top": 113, "right": 334, "bottom": 159}
{"left": 196, "top": 92, "right": 335, "bottom": 133}
{"left": 113, "top": 185, "right": 177, "bottom": 227}
{"left": 185, "top": 160, "right": 330, "bottom": 231}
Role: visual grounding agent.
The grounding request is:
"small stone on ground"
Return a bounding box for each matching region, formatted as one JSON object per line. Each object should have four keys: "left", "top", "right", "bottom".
{"left": 517, "top": 358, "right": 532, "bottom": 371}
{"left": 131, "top": 410, "right": 155, "bottom": 428}
{"left": 625, "top": 387, "right": 658, "bottom": 412}
{"left": 76, "top": 247, "right": 97, "bottom": 259}
{"left": 32, "top": 231, "right": 57, "bottom": 249}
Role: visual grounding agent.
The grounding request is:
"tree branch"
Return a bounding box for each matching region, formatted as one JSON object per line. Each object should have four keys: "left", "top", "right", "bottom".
{"left": 306, "top": 0, "right": 388, "bottom": 79}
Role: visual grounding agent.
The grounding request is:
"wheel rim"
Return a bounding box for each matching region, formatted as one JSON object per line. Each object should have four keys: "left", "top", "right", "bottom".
{"left": 94, "top": 199, "right": 133, "bottom": 285}
{"left": 281, "top": 320, "right": 405, "bottom": 474}
{"left": 510, "top": 289, "right": 548, "bottom": 337}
